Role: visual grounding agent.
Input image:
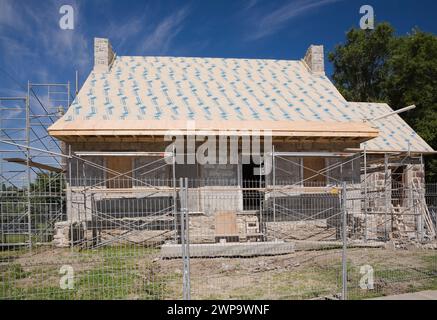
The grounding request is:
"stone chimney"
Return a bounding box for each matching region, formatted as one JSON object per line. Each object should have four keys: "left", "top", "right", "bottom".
{"left": 303, "top": 45, "right": 324, "bottom": 75}
{"left": 94, "top": 38, "right": 115, "bottom": 73}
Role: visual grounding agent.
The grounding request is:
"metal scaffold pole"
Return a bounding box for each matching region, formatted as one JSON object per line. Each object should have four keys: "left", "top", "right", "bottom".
{"left": 419, "top": 153, "right": 424, "bottom": 242}
{"left": 384, "top": 153, "right": 389, "bottom": 242}
{"left": 26, "top": 82, "right": 32, "bottom": 250}
{"left": 180, "top": 177, "right": 191, "bottom": 300}
{"left": 363, "top": 146, "right": 368, "bottom": 242}
{"left": 341, "top": 181, "right": 348, "bottom": 300}
{"left": 68, "top": 145, "right": 73, "bottom": 251}
{"left": 272, "top": 145, "right": 276, "bottom": 223}
{"left": 172, "top": 145, "right": 177, "bottom": 243}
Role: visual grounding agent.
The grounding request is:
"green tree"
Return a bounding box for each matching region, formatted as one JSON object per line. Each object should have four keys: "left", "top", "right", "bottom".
{"left": 328, "top": 22, "right": 395, "bottom": 102}
{"left": 384, "top": 29, "right": 437, "bottom": 180}
{"left": 329, "top": 23, "right": 437, "bottom": 181}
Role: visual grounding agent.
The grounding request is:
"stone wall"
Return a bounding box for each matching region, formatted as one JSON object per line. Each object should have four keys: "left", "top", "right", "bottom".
{"left": 303, "top": 45, "right": 325, "bottom": 74}
{"left": 189, "top": 213, "right": 260, "bottom": 244}
{"left": 404, "top": 163, "right": 427, "bottom": 240}
{"left": 359, "top": 160, "right": 427, "bottom": 241}
{"left": 266, "top": 220, "right": 337, "bottom": 241}
{"left": 94, "top": 38, "right": 115, "bottom": 73}
{"left": 54, "top": 139, "right": 369, "bottom": 247}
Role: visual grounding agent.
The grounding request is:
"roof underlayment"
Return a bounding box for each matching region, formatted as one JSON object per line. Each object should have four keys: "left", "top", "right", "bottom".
{"left": 48, "top": 55, "right": 433, "bottom": 153}
{"left": 349, "top": 102, "right": 433, "bottom": 153}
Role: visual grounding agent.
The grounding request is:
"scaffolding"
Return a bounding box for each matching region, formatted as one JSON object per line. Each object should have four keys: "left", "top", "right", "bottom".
{"left": 0, "top": 88, "right": 436, "bottom": 300}
{"left": 266, "top": 148, "right": 436, "bottom": 242}
{"left": 0, "top": 82, "right": 70, "bottom": 247}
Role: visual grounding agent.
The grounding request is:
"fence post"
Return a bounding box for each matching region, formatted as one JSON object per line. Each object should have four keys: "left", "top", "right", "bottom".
{"left": 180, "top": 177, "right": 191, "bottom": 300}
{"left": 341, "top": 182, "right": 348, "bottom": 300}
{"left": 384, "top": 153, "right": 389, "bottom": 242}
{"left": 68, "top": 146, "right": 74, "bottom": 251}
{"left": 172, "top": 145, "right": 177, "bottom": 243}
{"left": 272, "top": 146, "right": 276, "bottom": 223}
{"left": 25, "top": 89, "right": 32, "bottom": 251}
{"left": 363, "top": 146, "right": 368, "bottom": 242}
{"left": 419, "top": 154, "right": 425, "bottom": 242}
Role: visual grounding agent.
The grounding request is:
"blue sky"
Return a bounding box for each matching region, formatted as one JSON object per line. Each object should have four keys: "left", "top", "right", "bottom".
{"left": 0, "top": 0, "right": 436, "bottom": 97}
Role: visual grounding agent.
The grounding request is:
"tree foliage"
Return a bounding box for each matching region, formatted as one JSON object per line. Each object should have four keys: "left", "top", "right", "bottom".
{"left": 329, "top": 22, "right": 394, "bottom": 102}
{"left": 329, "top": 23, "right": 437, "bottom": 181}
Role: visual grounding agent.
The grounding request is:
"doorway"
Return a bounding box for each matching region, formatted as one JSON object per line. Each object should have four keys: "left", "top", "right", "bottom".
{"left": 391, "top": 166, "right": 405, "bottom": 207}
{"left": 242, "top": 161, "right": 265, "bottom": 211}
{"left": 303, "top": 157, "right": 326, "bottom": 186}
{"left": 105, "top": 157, "right": 132, "bottom": 188}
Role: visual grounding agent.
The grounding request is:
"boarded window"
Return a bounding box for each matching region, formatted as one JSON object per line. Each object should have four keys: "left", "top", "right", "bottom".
{"left": 273, "top": 156, "right": 302, "bottom": 185}
{"left": 175, "top": 163, "right": 199, "bottom": 187}
{"left": 326, "top": 157, "right": 360, "bottom": 184}
{"left": 69, "top": 156, "right": 104, "bottom": 186}
{"left": 215, "top": 212, "right": 238, "bottom": 236}
{"left": 105, "top": 157, "right": 132, "bottom": 188}
{"left": 303, "top": 157, "right": 326, "bottom": 186}
{"left": 202, "top": 164, "right": 238, "bottom": 186}
{"left": 133, "top": 157, "right": 169, "bottom": 183}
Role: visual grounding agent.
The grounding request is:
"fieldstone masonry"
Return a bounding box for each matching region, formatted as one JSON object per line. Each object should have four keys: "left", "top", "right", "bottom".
{"left": 358, "top": 163, "right": 428, "bottom": 241}
{"left": 94, "top": 38, "right": 115, "bottom": 73}
{"left": 304, "top": 45, "right": 324, "bottom": 74}
{"left": 188, "top": 213, "right": 261, "bottom": 243}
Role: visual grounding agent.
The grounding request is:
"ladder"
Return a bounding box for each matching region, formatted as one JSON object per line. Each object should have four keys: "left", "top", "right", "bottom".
{"left": 411, "top": 177, "right": 436, "bottom": 238}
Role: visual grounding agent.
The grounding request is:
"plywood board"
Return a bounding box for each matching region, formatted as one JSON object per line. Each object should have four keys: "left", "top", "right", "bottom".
{"left": 215, "top": 211, "right": 238, "bottom": 236}
{"left": 106, "top": 157, "right": 132, "bottom": 188}
{"left": 303, "top": 157, "right": 326, "bottom": 186}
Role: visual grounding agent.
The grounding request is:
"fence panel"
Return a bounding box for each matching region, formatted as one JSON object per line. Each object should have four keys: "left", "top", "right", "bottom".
{"left": 178, "top": 181, "right": 344, "bottom": 300}
{"left": 344, "top": 182, "right": 437, "bottom": 299}
{"left": 1, "top": 155, "right": 183, "bottom": 300}
{"left": 1, "top": 172, "right": 437, "bottom": 300}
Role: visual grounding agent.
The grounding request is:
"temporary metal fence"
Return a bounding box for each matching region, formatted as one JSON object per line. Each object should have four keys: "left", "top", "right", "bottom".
{"left": 1, "top": 172, "right": 436, "bottom": 300}
{"left": 1, "top": 81, "right": 436, "bottom": 300}
{"left": 0, "top": 143, "right": 436, "bottom": 300}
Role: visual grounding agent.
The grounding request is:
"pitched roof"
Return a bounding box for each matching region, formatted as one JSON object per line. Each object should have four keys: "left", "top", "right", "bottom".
{"left": 48, "top": 55, "right": 432, "bottom": 152}
{"left": 49, "top": 56, "right": 377, "bottom": 139}
{"left": 60, "top": 56, "right": 356, "bottom": 122}
{"left": 349, "top": 102, "right": 434, "bottom": 153}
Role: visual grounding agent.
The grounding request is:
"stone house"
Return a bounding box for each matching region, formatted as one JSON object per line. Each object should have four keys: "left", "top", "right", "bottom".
{"left": 48, "top": 38, "right": 434, "bottom": 246}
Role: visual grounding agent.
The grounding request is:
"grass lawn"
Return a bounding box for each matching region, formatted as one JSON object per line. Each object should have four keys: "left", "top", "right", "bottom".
{"left": 0, "top": 245, "right": 179, "bottom": 300}
{"left": 0, "top": 246, "right": 436, "bottom": 300}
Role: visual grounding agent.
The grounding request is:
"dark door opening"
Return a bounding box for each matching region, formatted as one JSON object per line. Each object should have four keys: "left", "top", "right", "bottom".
{"left": 392, "top": 166, "right": 405, "bottom": 207}
{"left": 242, "top": 161, "right": 265, "bottom": 211}
{"left": 106, "top": 157, "right": 132, "bottom": 188}
{"left": 303, "top": 157, "right": 326, "bottom": 186}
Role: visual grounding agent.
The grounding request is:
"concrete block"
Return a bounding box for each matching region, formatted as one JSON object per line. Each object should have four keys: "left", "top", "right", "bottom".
{"left": 160, "top": 241, "right": 295, "bottom": 258}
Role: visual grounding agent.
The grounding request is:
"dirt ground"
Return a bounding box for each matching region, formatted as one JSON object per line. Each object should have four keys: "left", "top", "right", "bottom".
{"left": 158, "top": 246, "right": 437, "bottom": 299}
{"left": 1, "top": 245, "right": 436, "bottom": 300}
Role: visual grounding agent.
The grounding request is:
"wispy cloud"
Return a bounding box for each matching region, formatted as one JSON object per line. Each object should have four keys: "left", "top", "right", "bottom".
{"left": 245, "top": 0, "right": 342, "bottom": 40}
{"left": 140, "top": 7, "right": 190, "bottom": 54}
{"left": 0, "top": 0, "right": 26, "bottom": 30}
{"left": 109, "top": 5, "right": 191, "bottom": 56}
{"left": 0, "top": 0, "right": 90, "bottom": 85}
{"left": 0, "top": 0, "right": 192, "bottom": 97}
{"left": 243, "top": 0, "right": 261, "bottom": 11}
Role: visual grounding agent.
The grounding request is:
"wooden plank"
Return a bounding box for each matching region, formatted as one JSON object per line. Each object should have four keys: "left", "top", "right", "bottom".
{"left": 303, "top": 157, "right": 326, "bottom": 186}
{"left": 4, "top": 158, "right": 63, "bottom": 173}
{"left": 215, "top": 211, "right": 238, "bottom": 236}
{"left": 48, "top": 119, "right": 379, "bottom": 139}
{"left": 106, "top": 157, "right": 132, "bottom": 189}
